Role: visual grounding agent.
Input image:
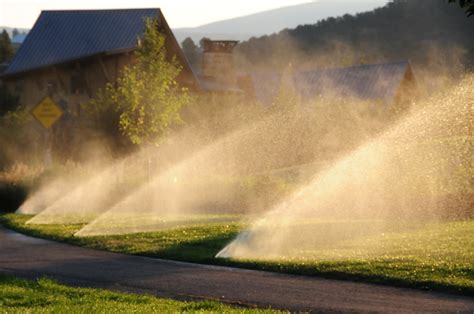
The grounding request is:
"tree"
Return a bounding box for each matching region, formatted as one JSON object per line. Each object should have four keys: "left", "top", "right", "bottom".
{"left": 449, "top": 0, "right": 474, "bottom": 17}
{"left": 181, "top": 37, "right": 199, "bottom": 67}
{"left": 87, "top": 18, "right": 190, "bottom": 146}
{"left": 199, "top": 37, "right": 211, "bottom": 50}
{"left": 0, "top": 30, "right": 14, "bottom": 63}
{"left": 12, "top": 28, "right": 19, "bottom": 38}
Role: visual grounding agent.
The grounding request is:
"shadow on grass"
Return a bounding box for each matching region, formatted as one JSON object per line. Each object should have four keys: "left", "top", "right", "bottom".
{"left": 108, "top": 230, "right": 474, "bottom": 297}
{"left": 1, "top": 213, "right": 472, "bottom": 297}
{"left": 143, "top": 232, "right": 239, "bottom": 263}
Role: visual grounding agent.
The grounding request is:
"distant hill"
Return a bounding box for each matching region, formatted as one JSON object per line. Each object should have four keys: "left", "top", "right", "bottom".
{"left": 235, "top": 0, "right": 474, "bottom": 73}
{"left": 173, "top": 1, "right": 388, "bottom": 44}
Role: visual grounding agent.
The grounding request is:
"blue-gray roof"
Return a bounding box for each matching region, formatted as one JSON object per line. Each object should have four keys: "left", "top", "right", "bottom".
{"left": 252, "top": 61, "right": 413, "bottom": 104}
{"left": 4, "top": 9, "right": 162, "bottom": 76}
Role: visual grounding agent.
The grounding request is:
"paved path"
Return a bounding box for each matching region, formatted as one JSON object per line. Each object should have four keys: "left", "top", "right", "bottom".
{"left": 1, "top": 226, "right": 473, "bottom": 312}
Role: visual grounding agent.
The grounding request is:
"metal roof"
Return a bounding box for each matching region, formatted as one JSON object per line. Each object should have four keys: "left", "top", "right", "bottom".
{"left": 3, "top": 9, "right": 161, "bottom": 76}
{"left": 252, "top": 61, "right": 412, "bottom": 104}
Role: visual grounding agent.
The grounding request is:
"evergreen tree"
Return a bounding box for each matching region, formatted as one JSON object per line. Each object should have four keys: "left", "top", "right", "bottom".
{"left": 181, "top": 37, "right": 199, "bottom": 67}
{"left": 12, "top": 28, "right": 19, "bottom": 38}
{"left": 199, "top": 37, "right": 211, "bottom": 50}
{"left": 0, "top": 30, "right": 14, "bottom": 63}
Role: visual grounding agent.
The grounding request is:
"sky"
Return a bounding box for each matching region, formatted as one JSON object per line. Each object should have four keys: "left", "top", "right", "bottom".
{"left": 0, "top": 0, "right": 388, "bottom": 29}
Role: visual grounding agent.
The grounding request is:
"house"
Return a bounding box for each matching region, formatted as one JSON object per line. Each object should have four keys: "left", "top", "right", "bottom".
{"left": 0, "top": 9, "right": 199, "bottom": 110}
{"left": 250, "top": 61, "right": 419, "bottom": 111}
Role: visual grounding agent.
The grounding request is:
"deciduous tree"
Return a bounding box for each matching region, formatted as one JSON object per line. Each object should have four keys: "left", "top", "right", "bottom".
{"left": 87, "top": 18, "right": 191, "bottom": 146}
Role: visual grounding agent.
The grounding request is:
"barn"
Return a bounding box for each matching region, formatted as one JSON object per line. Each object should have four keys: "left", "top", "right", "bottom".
{"left": 0, "top": 9, "right": 199, "bottom": 111}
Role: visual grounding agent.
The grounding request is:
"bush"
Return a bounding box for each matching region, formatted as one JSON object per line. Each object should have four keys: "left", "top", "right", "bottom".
{"left": 0, "top": 85, "right": 19, "bottom": 117}
{"left": 0, "top": 181, "right": 28, "bottom": 213}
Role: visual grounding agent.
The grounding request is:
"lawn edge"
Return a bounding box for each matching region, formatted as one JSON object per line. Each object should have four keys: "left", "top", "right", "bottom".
{"left": 1, "top": 213, "right": 472, "bottom": 298}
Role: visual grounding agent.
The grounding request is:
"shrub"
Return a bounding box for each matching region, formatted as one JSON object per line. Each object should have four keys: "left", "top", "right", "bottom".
{"left": 0, "top": 181, "right": 28, "bottom": 213}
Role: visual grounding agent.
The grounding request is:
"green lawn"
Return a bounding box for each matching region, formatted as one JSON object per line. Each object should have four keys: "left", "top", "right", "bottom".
{"left": 0, "top": 275, "right": 278, "bottom": 313}
{"left": 1, "top": 213, "right": 473, "bottom": 296}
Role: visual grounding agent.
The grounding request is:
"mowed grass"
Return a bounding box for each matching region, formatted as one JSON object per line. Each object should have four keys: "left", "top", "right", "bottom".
{"left": 1, "top": 213, "right": 473, "bottom": 296}
{"left": 0, "top": 275, "right": 279, "bottom": 313}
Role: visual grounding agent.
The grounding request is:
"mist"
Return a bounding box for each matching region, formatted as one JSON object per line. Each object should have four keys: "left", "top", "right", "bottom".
{"left": 4, "top": 7, "right": 471, "bottom": 257}
{"left": 217, "top": 75, "right": 473, "bottom": 259}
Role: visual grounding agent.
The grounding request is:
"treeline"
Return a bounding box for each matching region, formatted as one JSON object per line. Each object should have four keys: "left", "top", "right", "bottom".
{"left": 235, "top": 0, "right": 474, "bottom": 71}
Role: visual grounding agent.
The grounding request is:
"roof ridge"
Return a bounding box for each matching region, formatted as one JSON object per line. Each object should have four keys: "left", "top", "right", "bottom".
{"left": 3, "top": 8, "right": 164, "bottom": 76}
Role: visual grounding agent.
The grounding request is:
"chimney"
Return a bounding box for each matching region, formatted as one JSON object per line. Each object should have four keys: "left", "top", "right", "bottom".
{"left": 201, "top": 39, "right": 238, "bottom": 86}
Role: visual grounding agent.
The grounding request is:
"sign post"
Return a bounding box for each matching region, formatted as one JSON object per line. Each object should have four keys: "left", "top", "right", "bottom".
{"left": 31, "top": 96, "right": 64, "bottom": 167}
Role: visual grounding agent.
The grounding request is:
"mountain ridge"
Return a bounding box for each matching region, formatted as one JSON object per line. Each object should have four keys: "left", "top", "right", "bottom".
{"left": 173, "top": 1, "right": 388, "bottom": 43}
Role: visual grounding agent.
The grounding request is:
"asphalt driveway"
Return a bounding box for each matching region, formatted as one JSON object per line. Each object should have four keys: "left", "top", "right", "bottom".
{"left": 1, "top": 226, "right": 473, "bottom": 312}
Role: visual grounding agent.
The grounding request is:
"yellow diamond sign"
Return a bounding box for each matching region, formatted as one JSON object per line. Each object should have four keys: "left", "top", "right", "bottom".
{"left": 31, "top": 96, "right": 64, "bottom": 129}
